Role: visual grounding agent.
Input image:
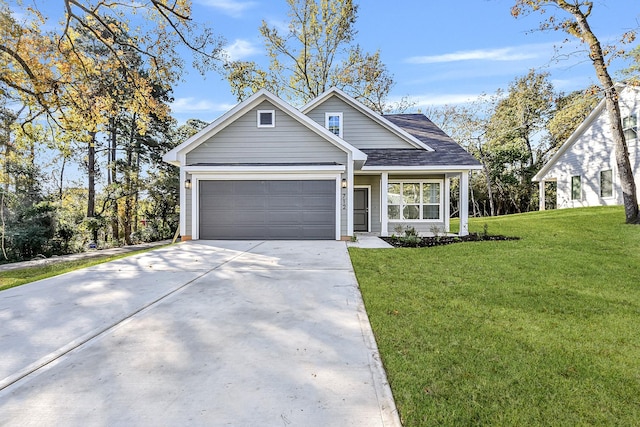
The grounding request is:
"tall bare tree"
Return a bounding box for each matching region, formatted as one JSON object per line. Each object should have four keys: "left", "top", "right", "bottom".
{"left": 512, "top": 0, "right": 640, "bottom": 223}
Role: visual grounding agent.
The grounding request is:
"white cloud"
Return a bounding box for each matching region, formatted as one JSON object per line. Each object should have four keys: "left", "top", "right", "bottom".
{"left": 223, "top": 39, "right": 260, "bottom": 61}
{"left": 195, "top": 0, "right": 256, "bottom": 17}
{"left": 406, "top": 47, "right": 539, "bottom": 64}
{"left": 171, "top": 97, "right": 235, "bottom": 113}
{"left": 413, "top": 93, "right": 484, "bottom": 107}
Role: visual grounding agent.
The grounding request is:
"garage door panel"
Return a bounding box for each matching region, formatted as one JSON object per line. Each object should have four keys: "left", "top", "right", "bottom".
{"left": 199, "top": 180, "right": 336, "bottom": 240}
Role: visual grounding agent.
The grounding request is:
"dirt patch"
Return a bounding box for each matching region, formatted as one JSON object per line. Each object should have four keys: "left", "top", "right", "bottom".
{"left": 382, "top": 233, "right": 520, "bottom": 248}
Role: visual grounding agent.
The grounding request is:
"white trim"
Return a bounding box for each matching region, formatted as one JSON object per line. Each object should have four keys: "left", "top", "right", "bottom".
{"left": 381, "top": 173, "right": 388, "bottom": 236}
{"left": 301, "top": 87, "right": 434, "bottom": 151}
{"left": 184, "top": 165, "right": 346, "bottom": 174}
{"left": 346, "top": 153, "right": 354, "bottom": 236}
{"left": 335, "top": 178, "right": 342, "bottom": 240}
{"left": 444, "top": 174, "right": 451, "bottom": 233}
{"left": 354, "top": 185, "right": 372, "bottom": 233}
{"left": 459, "top": 171, "right": 469, "bottom": 236}
{"left": 257, "top": 109, "right": 275, "bottom": 128}
{"left": 190, "top": 172, "right": 342, "bottom": 241}
{"left": 386, "top": 179, "right": 445, "bottom": 222}
{"left": 325, "top": 112, "right": 343, "bottom": 138}
{"left": 180, "top": 169, "right": 188, "bottom": 237}
{"left": 361, "top": 165, "right": 483, "bottom": 172}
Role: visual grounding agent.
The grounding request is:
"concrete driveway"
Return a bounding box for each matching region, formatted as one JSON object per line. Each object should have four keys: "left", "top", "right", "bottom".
{"left": 0, "top": 241, "right": 399, "bottom": 426}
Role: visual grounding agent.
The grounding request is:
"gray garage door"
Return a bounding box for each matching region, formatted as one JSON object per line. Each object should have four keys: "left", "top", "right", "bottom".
{"left": 199, "top": 180, "right": 336, "bottom": 240}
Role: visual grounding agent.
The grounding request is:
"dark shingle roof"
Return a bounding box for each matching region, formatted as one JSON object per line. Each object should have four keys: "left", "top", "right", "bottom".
{"left": 362, "top": 114, "right": 481, "bottom": 168}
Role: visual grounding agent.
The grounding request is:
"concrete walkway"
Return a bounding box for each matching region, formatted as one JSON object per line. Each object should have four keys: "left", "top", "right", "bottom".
{"left": 0, "top": 240, "right": 172, "bottom": 272}
{"left": 0, "top": 240, "right": 400, "bottom": 426}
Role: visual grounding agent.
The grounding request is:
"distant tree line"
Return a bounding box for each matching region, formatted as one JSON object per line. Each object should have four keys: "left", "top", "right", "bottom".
{"left": 0, "top": 0, "right": 222, "bottom": 262}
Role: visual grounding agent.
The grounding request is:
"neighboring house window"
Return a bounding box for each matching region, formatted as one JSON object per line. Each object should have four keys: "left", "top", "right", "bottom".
{"left": 600, "top": 169, "right": 613, "bottom": 198}
{"left": 387, "top": 181, "right": 442, "bottom": 221}
{"left": 257, "top": 110, "right": 275, "bottom": 127}
{"left": 325, "top": 112, "right": 343, "bottom": 138}
{"left": 623, "top": 114, "right": 637, "bottom": 141}
{"left": 571, "top": 175, "right": 581, "bottom": 200}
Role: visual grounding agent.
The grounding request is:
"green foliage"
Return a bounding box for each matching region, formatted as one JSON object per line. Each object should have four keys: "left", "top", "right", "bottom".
{"left": 548, "top": 87, "right": 601, "bottom": 149}
{"left": 351, "top": 206, "right": 640, "bottom": 426}
{"left": 484, "top": 70, "right": 555, "bottom": 213}
{"left": 7, "top": 201, "right": 56, "bottom": 260}
{"left": 224, "top": 0, "right": 395, "bottom": 112}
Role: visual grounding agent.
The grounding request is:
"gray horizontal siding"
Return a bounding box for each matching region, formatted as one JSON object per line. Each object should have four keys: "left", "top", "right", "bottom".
{"left": 306, "top": 97, "right": 414, "bottom": 149}
{"left": 186, "top": 100, "right": 347, "bottom": 165}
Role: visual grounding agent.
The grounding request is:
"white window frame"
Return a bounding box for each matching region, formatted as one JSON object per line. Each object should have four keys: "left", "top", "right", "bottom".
{"left": 387, "top": 180, "right": 443, "bottom": 222}
{"left": 325, "top": 112, "right": 343, "bottom": 138}
{"left": 600, "top": 169, "right": 613, "bottom": 198}
{"left": 257, "top": 110, "right": 275, "bottom": 128}
{"left": 623, "top": 113, "right": 637, "bottom": 141}
{"left": 571, "top": 175, "right": 581, "bottom": 201}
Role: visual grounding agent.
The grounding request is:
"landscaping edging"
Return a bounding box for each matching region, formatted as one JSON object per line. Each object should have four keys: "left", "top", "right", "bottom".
{"left": 382, "top": 233, "right": 519, "bottom": 248}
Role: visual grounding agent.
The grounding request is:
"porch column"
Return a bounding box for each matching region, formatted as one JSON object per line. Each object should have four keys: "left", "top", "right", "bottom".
{"left": 539, "top": 180, "right": 546, "bottom": 211}
{"left": 347, "top": 159, "right": 354, "bottom": 236}
{"left": 381, "top": 172, "right": 388, "bottom": 236}
{"left": 444, "top": 174, "right": 451, "bottom": 233}
{"left": 459, "top": 171, "right": 469, "bottom": 236}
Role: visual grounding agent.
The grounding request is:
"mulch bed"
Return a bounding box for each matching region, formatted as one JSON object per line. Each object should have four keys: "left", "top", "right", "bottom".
{"left": 382, "top": 233, "right": 520, "bottom": 248}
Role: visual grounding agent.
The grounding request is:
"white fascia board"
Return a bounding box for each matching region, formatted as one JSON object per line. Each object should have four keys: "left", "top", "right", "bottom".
{"left": 302, "top": 87, "right": 434, "bottom": 151}
{"left": 184, "top": 165, "right": 346, "bottom": 174}
{"left": 533, "top": 96, "right": 606, "bottom": 182}
{"left": 360, "top": 165, "right": 483, "bottom": 172}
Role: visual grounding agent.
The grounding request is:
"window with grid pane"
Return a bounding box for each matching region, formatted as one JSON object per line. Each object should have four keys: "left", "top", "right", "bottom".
{"left": 387, "top": 181, "right": 442, "bottom": 221}
{"left": 325, "top": 113, "right": 343, "bottom": 138}
{"left": 600, "top": 170, "right": 613, "bottom": 198}
{"left": 623, "top": 115, "right": 637, "bottom": 141}
{"left": 571, "top": 175, "right": 581, "bottom": 200}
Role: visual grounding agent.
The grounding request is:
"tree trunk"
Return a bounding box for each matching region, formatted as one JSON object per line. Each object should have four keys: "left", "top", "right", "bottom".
{"left": 478, "top": 141, "right": 496, "bottom": 216}
{"left": 87, "top": 131, "right": 96, "bottom": 218}
{"left": 559, "top": 0, "right": 639, "bottom": 223}
{"left": 109, "top": 119, "right": 119, "bottom": 242}
{"left": 123, "top": 114, "right": 137, "bottom": 245}
{"left": 87, "top": 131, "right": 98, "bottom": 243}
{"left": 58, "top": 156, "right": 66, "bottom": 201}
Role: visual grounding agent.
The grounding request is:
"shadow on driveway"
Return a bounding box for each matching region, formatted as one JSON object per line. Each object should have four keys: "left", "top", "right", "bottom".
{"left": 0, "top": 241, "right": 399, "bottom": 426}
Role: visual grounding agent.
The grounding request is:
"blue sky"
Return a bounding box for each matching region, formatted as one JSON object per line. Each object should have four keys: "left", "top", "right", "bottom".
{"left": 171, "top": 0, "right": 639, "bottom": 123}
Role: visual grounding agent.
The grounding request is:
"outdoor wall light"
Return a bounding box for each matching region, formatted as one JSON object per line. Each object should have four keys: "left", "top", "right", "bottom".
{"left": 341, "top": 178, "right": 347, "bottom": 188}
{"left": 185, "top": 179, "right": 192, "bottom": 189}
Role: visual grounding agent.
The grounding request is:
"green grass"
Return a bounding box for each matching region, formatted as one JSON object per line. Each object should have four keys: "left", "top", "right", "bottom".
{"left": 0, "top": 245, "right": 170, "bottom": 292}
{"left": 350, "top": 206, "right": 640, "bottom": 426}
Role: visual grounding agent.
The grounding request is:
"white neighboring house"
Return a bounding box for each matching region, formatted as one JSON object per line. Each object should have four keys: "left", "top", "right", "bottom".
{"left": 534, "top": 84, "right": 640, "bottom": 210}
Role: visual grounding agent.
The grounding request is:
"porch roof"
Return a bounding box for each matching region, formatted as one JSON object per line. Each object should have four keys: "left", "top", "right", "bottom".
{"left": 371, "top": 114, "right": 481, "bottom": 168}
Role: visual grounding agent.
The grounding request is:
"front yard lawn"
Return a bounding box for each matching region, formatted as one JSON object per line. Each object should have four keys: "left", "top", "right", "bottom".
{"left": 350, "top": 206, "right": 640, "bottom": 426}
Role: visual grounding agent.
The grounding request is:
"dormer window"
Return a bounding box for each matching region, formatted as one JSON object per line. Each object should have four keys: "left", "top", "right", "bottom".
{"left": 623, "top": 114, "right": 637, "bottom": 141}
{"left": 325, "top": 112, "right": 343, "bottom": 138}
{"left": 258, "top": 110, "right": 275, "bottom": 127}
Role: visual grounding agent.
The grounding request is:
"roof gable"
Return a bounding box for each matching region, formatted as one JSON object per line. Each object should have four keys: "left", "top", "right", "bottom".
{"left": 301, "top": 87, "right": 433, "bottom": 151}
{"left": 534, "top": 83, "right": 640, "bottom": 181}
{"left": 163, "top": 89, "right": 366, "bottom": 166}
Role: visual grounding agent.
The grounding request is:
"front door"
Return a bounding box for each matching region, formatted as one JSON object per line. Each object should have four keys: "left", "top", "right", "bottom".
{"left": 354, "top": 188, "right": 369, "bottom": 232}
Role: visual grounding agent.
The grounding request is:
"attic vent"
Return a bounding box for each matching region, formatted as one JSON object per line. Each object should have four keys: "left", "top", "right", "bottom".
{"left": 258, "top": 110, "right": 275, "bottom": 128}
